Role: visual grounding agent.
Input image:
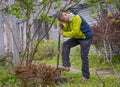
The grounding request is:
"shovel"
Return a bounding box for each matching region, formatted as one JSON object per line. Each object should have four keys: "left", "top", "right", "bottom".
{"left": 56, "top": 34, "right": 61, "bottom": 70}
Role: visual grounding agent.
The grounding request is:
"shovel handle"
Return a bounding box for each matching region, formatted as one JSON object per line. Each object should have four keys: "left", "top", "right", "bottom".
{"left": 56, "top": 34, "right": 61, "bottom": 69}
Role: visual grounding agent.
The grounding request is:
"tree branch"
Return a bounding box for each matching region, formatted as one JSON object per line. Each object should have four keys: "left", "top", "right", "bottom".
{"left": 95, "top": 70, "right": 105, "bottom": 87}
{"left": 0, "top": 6, "right": 9, "bottom": 12}
{"left": 0, "top": 0, "right": 4, "bottom": 4}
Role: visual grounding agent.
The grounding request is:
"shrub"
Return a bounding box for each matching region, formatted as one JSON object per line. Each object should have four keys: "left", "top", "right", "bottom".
{"left": 34, "top": 40, "right": 57, "bottom": 60}
{"left": 14, "top": 63, "right": 61, "bottom": 87}
{"left": 92, "top": 12, "right": 120, "bottom": 60}
{"left": 0, "top": 53, "right": 12, "bottom": 66}
{"left": 0, "top": 75, "right": 17, "bottom": 87}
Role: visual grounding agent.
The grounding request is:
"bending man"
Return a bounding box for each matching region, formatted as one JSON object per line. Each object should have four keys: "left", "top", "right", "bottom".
{"left": 56, "top": 11, "right": 93, "bottom": 80}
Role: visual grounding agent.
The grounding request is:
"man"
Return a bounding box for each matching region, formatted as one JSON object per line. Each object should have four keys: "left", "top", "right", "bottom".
{"left": 56, "top": 11, "right": 93, "bottom": 80}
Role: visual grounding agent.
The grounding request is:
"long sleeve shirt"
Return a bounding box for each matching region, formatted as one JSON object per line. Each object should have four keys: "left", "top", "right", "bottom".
{"left": 62, "top": 13, "right": 93, "bottom": 40}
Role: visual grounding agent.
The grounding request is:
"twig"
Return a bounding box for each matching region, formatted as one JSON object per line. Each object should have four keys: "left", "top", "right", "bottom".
{"left": 108, "top": 31, "right": 120, "bottom": 37}
{"left": 66, "top": 0, "right": 81, "bottom": 11}
{"left": 109, "top": 60, "right": 120, "bottom": 87}
{"left": 95, "top": 70, "right": 105, "bottom": 87}
{"left": 0, "top": 6, "right": 9, "bottom": 12}
{"left": 31, "top": 13, "right": 57, "bottom": 61}
{"left": 0, "top": 0, "right": 3, "bottom": 4}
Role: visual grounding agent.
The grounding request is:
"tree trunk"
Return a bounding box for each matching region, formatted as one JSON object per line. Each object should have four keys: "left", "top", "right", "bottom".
{"left": 9, "top": 16, "right": 19, "bottom": 64}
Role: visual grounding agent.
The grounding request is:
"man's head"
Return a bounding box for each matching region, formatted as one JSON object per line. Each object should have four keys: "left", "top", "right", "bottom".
{"left": 56, "top": 12, "right": 69, "bottom": 23}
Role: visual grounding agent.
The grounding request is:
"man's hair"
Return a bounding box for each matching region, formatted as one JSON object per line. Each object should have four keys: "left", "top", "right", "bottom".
{"left": 56, "top": 12, "right": 64, "bottom": 21}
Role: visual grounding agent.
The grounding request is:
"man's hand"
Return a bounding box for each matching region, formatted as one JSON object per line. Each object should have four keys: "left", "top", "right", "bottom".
{"left": 58, "top": 22, "right": 64, "bottom": 28}
{"left": 59, "top": 29, "right": 64, "bottom": 35}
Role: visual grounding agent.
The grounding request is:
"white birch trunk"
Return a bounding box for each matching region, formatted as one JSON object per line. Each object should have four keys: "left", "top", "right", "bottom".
{"left": 9, "top": 16, "right": 19, "bottom": 64}
{"left": 103, "top": 39, "right": 109, "bottom": 62}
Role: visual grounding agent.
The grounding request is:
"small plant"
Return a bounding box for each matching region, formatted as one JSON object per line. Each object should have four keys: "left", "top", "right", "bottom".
{"left": 0, "top": 75, "right": 17, "bottom": 87}
{"left": 14, "top": 62, "right": 61, "bottom": 87}
{"left": 0, "top": 53, "right": 12, "bottom": 66}
{"left": 34, "top": 40, "right": 57, "bottom": 60}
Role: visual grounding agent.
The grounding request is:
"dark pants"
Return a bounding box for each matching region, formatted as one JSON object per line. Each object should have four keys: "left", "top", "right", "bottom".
{"left": 62, "top": 38, "right": 92, "bottom": 79}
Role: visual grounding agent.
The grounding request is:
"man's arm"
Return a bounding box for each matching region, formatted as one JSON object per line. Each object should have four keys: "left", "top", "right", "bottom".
{"left": 62, "top": 15, "right": 83, "bottom": 37}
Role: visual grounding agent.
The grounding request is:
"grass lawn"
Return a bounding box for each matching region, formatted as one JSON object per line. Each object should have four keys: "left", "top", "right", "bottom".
{"left": 38, "top": 54, "right": 120, "bottom": 87}
{"left": 0, "top": 45, "right": 120, "bottom": 87}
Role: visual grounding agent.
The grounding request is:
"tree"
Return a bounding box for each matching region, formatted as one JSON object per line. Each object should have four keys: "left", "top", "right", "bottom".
{"left": 84, "top": 0, "right": 120, "bottom": 59}
{"left": 1, "top": 0, "right": 82, "bottom": 86}
{"left": 5, "top": 0, "right": 81, "bottom": 64}
{"left": 92, "top": 13, "right": 120, "bottom": 59}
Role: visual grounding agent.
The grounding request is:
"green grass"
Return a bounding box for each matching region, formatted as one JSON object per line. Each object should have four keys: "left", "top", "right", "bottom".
{"left": 55, "top": 71, "right": 119, "bottom": 87}
{"left": 0, "top": 40, "right": 120, "bottom": 87}
{"left": 0, "top": 55, "right": 120, "bottom": 87}
{"left": 37, "top": 51, "right": 120, "bottom": 87}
